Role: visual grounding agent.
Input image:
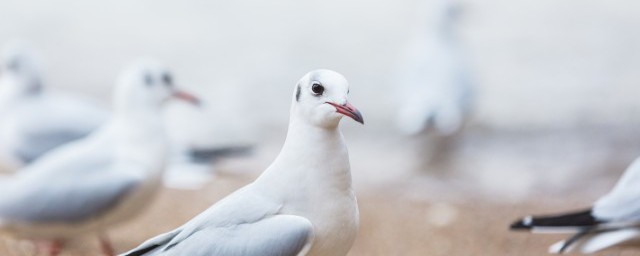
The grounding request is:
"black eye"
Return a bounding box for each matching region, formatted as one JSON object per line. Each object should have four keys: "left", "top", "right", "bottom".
{"left": 144, "top": 73, "right": 153, "bottom": 86}
{"left": 311, "top": 82, "right": 324, "bottom": 95}
{"left": 162, "top": 72, "right": 173, "bottom": 86}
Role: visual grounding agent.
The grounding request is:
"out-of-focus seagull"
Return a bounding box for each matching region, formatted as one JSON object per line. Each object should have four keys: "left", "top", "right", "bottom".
{"left": 0, "top": 41, "right": 108, "bottom": 166}
{"left": 510, "top": 157, "right": 640, "bottom": 254}
{"left": 163, "top": 145, "right": 253, "bottom": 190}
{"left": 0, "top": 60, "right": 200, "bottom": 256}
{"left": 122, "top": 69, "right": 363, "bottom": 256}
{"left": 395, "top": 0, "right": 473, "bottom": 136}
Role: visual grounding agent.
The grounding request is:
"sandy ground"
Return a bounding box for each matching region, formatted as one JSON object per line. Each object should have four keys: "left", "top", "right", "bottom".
{"left": 0, "top": 175, "right": 637, "bottom": 256}
{"left": 1, "top": 128, "right": 640, "bottom": 256}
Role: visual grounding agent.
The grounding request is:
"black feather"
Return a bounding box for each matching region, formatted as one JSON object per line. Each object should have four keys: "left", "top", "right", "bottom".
{"left": 510, "top": 208, "right": 601, "bottom": 230}
{"left": 123, "top": 244, "right": 162, "bottom": 256}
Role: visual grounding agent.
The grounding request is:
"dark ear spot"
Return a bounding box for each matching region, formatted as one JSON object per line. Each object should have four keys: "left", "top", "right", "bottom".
{"left": 162, "top": 72, "right": 173, "bottom": 87}
{"left": 295, "top": 84, "right": 301, "bottom": 102}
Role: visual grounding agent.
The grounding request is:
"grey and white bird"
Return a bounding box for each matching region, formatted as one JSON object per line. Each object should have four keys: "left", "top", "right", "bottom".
{"left": 395, "top": 0, "right": 473, "bottom": 136}
{"left": 0, "top": 41, "right": 108, "bottom": 167}
{"left": 0, "top": 60, "right": 200, "bottom": 256}
{"left": 510, "top": 157, "right": 640, "bottom": 254}
{"left": 122, "top": 69, "right": 363, "bottom": 256}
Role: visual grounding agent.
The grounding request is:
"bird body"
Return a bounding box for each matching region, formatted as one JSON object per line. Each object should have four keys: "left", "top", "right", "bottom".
{"left": 0, "top": 60, "right": 199, "bottom": 255}
{"left": 395, "top": 0, "right": 473, "bottom": 136}
{"left": 124, "top": 69, "right": 362, "bottom": 256}
{"left": 0, "top": 41, "right": 107, "bottom": 165}
{"left": 0, "top": 91, "right": 107, "bottom": 164}
{"left": 511, "top": 157, "right": 640, "bottom": 254}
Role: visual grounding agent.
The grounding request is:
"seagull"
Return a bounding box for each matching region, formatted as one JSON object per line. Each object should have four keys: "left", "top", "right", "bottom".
{"left": 510, "top": 157, "right": 640, "bottom": 254}
{"left": 0, "top": 60, "right": 200, "bottom": 256}
{"left": 122, "top": 69, "right": 364, "bottom": 256}
{"left": 395, "top": 0, "right": 473, "bottom": 136}
{"left": 0, "top": 41, "right": 109, "bottom": 167}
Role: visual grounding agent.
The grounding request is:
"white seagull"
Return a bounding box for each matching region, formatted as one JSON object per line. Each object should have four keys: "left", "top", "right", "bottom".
{"left": 511, "top": 157, "right": 640, "bottom": 254}
{"left": 0, "top": 41, "right": 108, "bottom": 167}
{"left": 122, "top": 69, "right": 364, "bottom": 256}
{"left": 395, "top": 0, "right": 473, "bottom": 136}
{"left": 0, "top": 60, "right": 200, "bottom": 256}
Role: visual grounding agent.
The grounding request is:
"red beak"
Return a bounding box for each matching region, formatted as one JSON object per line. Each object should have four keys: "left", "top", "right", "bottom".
{"left": 171, "top": 90, "right": 201, "bottom": 106}
{"left": 326, "top": 101, "right": 364, "bottom": 124}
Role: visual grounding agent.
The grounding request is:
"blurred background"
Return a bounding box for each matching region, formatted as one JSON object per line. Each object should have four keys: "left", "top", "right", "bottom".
{"left": 1, "top": 0, "right": 640, "bottom": 255}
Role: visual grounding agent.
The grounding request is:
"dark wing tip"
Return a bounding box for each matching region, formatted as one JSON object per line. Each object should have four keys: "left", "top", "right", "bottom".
{"left": 509, "top": 208, "right": 600, "bottom": 230}
{"left": 188, "top": 145, "right": 254, "bottom": 163}
{"left": 123, "top": 244, "right": 162, "bottom": 256}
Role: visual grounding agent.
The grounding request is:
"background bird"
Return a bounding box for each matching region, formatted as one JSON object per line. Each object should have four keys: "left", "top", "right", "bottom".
{"left": 0, "top": 40, "right": 108, "bottom": 169}
{"left": 0, "top": 60, "right": 199, "bottom": 256}
{"left": 122, "top": 69, "right": 363, "bottom": 256}
{"left": 395, "top": 0, "right": 473, "bottom": 137}
{"left": 510, "top": 157, "right": 640, "bottom": 254}
{"left": 393, "top": 0, "right": 474, "bottom": 174}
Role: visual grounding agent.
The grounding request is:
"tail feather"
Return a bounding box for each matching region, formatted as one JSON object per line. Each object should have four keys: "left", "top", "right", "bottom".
{"left": 580, "top": 228, "right": 640, "bottom": 253}
{"left": 123, "top": 244, "right": 162, "bottom": 256}
{"left": 557, "top": 228, "right": 595, "bottom": 253}
{"left": 120, "top": 227, "right": 183, "bottom": 256}
{"left": 548, "top": 228, "right": 640, "bottom": 254}
{"left": 187, "top": 145, "right": 253, "bottom": 163}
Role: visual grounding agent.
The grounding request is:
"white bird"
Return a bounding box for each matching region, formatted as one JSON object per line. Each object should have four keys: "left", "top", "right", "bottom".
{"left": 510, "top": 157, "right": 640, "bottom": 254}
{"left": 395, "top": 0, "right": 473, "bottom": 136}
{"left": 0, "top": 41, "right": 108, "bottom": 167}
{"left": 0, "top": 60, "right": 200, "bottom": 256}
{"left": 122, "top": 69, "right": 364, "bottom": 256}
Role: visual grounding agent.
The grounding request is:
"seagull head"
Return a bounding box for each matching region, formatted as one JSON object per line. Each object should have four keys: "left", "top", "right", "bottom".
{"left": 292, "top": 69, "right": 363, "bottom": 128}
{"left": 0, "top": 40, "right": 44, "bottom": 96}
{"left": 114, "top": 59, "right": 200, "bottom": 113}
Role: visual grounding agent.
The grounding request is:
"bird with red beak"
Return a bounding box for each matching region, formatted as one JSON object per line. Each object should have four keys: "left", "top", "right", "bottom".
{"left": 0, "top": 59, "right": 200, "bottom": 256}
{"left": 121, "top": 69, "right": 362, "bottom": 256}
{"left": 291, "top": 69, "right": 363, "bottom": 129}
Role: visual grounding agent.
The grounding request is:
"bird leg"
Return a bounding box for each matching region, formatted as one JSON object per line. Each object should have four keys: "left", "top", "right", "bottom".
{"left": 98, "top": 234, "right": 114, "bottom": 256}
{"left": 35, "top": 240, "right": 63, "bottom": 256}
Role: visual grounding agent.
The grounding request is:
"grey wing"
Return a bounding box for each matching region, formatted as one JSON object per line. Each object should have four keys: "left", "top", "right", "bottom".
{"left": 130, "top": 215, "right": 313, "bottom": 256}
{"left": 14, "top": 130, "right": 91, "bottom": 163}
{"left": 0, "top": 171, "right": 140, "bottom": 223}
{"left": 11, "top": 94, "right": 107, "bottom": 163}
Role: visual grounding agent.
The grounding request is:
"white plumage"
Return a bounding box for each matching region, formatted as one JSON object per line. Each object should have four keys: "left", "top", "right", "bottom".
{"left": 0, "top": 41, "right": 108, "bottom": 167}
{"left": 395, "top": 0, "right": 473, "bottom": 136}
{"left": 511, "top": 156, "right": 640, "bottom": 254}
{"left": 123, "top": 69, "right": 363, "bottom": 256}
{"left": 0, "top": 60, "right": 200, "bottom": 256}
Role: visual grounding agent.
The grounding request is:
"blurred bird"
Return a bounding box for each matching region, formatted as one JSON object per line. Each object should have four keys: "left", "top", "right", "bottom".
{"left": 0, "top": 60, "right": 200, "bottom": 256}
{"left": 0, "top": 40, "right": 108, "bottom": 167}
{"left": 163, "top": 145, "right": 253, "bottom": 190}
{"left": 395, "top": 0, "right": 473, "bottom": 136}
{"left": 510, "top": 157, "right": 640, "bottom": 254}
{"left": 122, "top": 69, "right": 363, "bottom": 256}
